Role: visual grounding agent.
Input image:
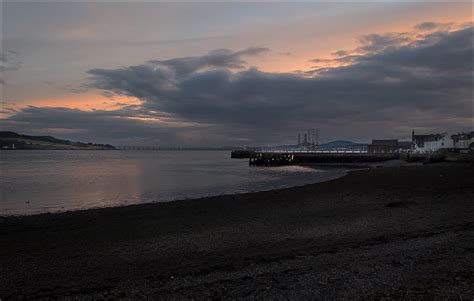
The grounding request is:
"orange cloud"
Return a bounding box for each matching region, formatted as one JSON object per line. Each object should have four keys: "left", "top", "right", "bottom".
{"left": 10, "top": 92, "right": 142, "bottom": 112}
{"left": 252, "top": 11, "right": 472, "bottom": 74}
{"left": 297, "top": 20, "right": 472, "bottom": 75}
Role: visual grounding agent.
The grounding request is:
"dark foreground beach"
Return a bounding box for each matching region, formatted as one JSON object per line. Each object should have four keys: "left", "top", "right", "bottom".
{"left": 1, "top": 163, "right": 473, "bottom": 299}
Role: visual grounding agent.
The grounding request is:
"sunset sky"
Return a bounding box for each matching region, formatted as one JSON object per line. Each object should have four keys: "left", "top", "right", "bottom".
{"left": 1, "top": 1, "right": 473, "bottom": 146}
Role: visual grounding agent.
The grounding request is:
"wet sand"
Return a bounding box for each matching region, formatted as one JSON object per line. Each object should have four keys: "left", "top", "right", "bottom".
{"left": 1, "top": 163, "right": 473, "bottom": 299}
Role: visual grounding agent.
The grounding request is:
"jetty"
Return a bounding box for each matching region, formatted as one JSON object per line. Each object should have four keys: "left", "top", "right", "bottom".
{"left": 248, "top": 150, "right": 398, "bottom": 166}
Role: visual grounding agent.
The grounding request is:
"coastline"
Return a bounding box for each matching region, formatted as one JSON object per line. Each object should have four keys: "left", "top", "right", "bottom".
{"left": 1, "top": 163, "right": 473, "bottom": 299}
{"left": 0, "top": 163, "right": 347, "bottom": 217}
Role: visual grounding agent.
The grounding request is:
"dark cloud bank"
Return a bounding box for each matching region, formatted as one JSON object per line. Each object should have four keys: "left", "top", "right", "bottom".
{"left": 3, "top": 25, "right": 473, "bottom": 146}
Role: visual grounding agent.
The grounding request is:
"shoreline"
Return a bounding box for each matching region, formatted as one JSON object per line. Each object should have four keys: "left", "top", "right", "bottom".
{"left": 1, "top": 163, "right": 473, "bottom": 299}
{"left": 0, "top": 173, "right": 347, "bottom": 219}
{"left": 0, "top": 159, "right": 412, "bottom": 218}
{"left": 1, "top": 165, "right": 348, "bottom": 218}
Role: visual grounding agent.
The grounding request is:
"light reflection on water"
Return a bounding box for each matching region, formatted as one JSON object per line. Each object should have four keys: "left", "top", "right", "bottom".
{"left": 0, "top": 150, "right": 345, "bottom": 215}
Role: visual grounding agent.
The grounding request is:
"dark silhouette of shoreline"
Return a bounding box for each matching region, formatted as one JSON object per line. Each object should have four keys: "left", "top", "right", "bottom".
{"left": 0, "top": 131, "right": 115, "bottom": 150}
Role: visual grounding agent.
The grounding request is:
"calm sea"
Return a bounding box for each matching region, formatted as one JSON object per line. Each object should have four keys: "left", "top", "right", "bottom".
{"left": 0, "top": 150, "right": 345, "bottom": 216}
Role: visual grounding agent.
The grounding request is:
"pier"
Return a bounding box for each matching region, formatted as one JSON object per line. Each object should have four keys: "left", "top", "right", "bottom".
{"left": 249, "top": 150, "right": 399, "bottom": 166}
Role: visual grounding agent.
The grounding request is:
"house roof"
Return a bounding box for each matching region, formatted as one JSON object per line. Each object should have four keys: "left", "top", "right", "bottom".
{"left": 423, "top": 134, "right": 447, "bottom": 142}
{"left": 451, "top": 131, "right": 474, "bottom": 141}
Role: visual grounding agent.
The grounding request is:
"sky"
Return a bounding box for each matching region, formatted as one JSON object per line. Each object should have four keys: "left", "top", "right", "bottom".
{"left": 1, "top": 1, "right": 473, "bottom": 146}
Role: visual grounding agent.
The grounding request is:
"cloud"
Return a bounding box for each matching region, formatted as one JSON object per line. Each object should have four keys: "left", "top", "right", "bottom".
{"left": 148, "top": 46, "right": 268, "bottom": 76}
{"left": 3, "top": 105, "right": 199, "bottom": 145}
{"left": 331, "top": 50, "right": 348, "bottom": 57}
{"left": 3, "top": 25, "right": 473, "bottom": 145}
{"left": 1, "top": 50, "right": 21, "bottom": 85}
{"left": 414, "top": 22, "right": 453, "bottom": 32}
{"left": 357, "top": 28, "right": 472, "bottom": 73}
{"left": 3, "top": 105, "right": 265, "bottom": 146}
{"left": 357, "top": 32, "right": 414, "bottom": 53}
{"left": 0, "top": 50, "right": 21, "bottom": 72}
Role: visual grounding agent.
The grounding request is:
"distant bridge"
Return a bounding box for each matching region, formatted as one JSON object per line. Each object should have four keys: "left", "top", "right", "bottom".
{"left": 116, "top": 146, "right": 234, "bottom": 151}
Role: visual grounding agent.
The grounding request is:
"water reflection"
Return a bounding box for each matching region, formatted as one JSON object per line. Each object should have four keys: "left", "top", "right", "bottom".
{"left": 0, "top": 150, "right": 345, "bottom": 215}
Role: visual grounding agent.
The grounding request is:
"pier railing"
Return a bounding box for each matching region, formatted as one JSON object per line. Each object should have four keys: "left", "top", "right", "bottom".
{"left": 257, "top": 149, "right": 368, "bottom": 154}
{"left": 249, "top": 150, "right": 397, "bottom": 166}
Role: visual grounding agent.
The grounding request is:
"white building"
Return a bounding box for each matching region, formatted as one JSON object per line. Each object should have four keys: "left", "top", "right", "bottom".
{"left": 422, "top": 133, "right": 454, "bottom": 153}
{"left": 412, "top": 132, "right": 452, "bottom": 154}
{"left": 412, "top": 130, "right": 474, "bottom": 154}
{"left": 451, "top": 131, "right": 474, "bottom": 152}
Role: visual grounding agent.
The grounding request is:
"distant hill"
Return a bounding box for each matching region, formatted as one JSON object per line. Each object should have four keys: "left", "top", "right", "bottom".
{"left": 0, "top": 131, "right": 115, "bottom": 150}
